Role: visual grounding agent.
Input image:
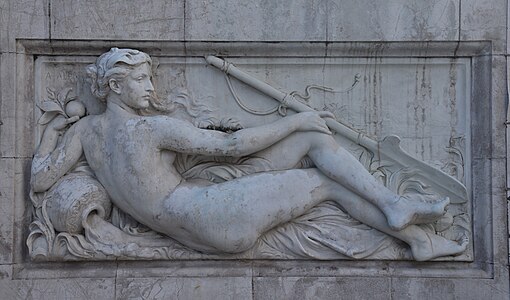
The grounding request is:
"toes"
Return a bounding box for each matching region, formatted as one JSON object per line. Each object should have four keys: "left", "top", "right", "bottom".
{"left": 458, "top": 235, "right": 469, "bottom": 247}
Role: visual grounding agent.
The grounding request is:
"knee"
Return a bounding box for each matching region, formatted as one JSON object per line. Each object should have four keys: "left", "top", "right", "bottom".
{"left": 300, "top": 131, "right": 336, "bottom": 153}
{"left": 291, "top": 131, "right": 334, "bottom": 147}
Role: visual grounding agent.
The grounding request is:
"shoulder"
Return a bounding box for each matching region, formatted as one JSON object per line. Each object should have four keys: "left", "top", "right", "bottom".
{"left": 73, "top": 114, "right": 98, "bottom": 133}
{"left": 141, "top": 115, "right": 197, "bottom": 131}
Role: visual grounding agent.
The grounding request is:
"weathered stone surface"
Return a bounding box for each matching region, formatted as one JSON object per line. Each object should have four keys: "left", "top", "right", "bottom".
{"left": 50, "top": 0, "right": 184, "bottom": 40}
{"left": 471, "top": 55, "right": 493, "bottom": 159}
{"left": 185, "top": 0, "right": 459, "bottom": 42}
{"left": 185, "top": 0, "right": 327, "bottom": 41}
{"left": 0, "top": 53, "right": 15, "bottom": 158}
{"left": 491, "top": 159, "right": 509, "bottom": 268}
{"left": 0, "top": 278, "right": 115, "bottom": 300}
{"left": 116, "top": 277, "right": 252, "bottom": 300}
{"left": 0, "top": 0, "right": 49, "bottom": 52}
{"left": 0, "top": 264, "right": 12, "bottom": 280}
{"left": 0, "top": 0, "right": 508, "bottom": 297}
{"left": 0, "top": 158, "right": 14, "bottom": 264}
{"left": 13, "top": 262, "right": 117, "bottom": 279}
{"left": 116, "top": 261, "right": 253, "bottom": 278}
{"left": 491, "top": 56, "right": 507, "bottom": 159}
{"left": 470, "top": 158, "right": 493, "bottom": 265}
{"left": 12, "top": 158, "right": 32, "bottom": 263}
{"left": 253, "top": 277, "right": 390, "bottom": 300}
{"left": 461, "top": 0, "right": 507, "bottom": 54}
{"left": 390, "top": 278, "right": 509, "bottom": 299}
{"left": 0, "top": 53, "right": 35, "bottom": 158}
{"left": 252, "top": 261, "right": 392, "bottom": 277}
{"left": 327, "top": 0, "right": 460, "bottom": 41}
{"left": 492, "top": 158, "right": 507, "bottom": 193}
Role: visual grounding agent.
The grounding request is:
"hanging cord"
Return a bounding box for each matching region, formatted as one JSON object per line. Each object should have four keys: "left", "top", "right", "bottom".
{"left": 290, "top": 74, "right": 361, "bottom": 102}
{"left": 225, "top": 74, "right": 284, "bottom": 116}
{"left": 225, "top": 71, "right": 361, "bottom": 116}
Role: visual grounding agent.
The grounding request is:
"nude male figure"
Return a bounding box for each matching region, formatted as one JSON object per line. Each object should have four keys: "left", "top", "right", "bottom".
{"left": 32, "top": 48, "right": 467, "bottom": 260}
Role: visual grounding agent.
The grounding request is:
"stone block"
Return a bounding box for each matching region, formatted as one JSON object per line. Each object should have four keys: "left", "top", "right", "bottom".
{"left": 116, "top": 260, "right": 252, "bottom": 278}
{"left": 0, "top": 278, "right": 115, "bottom": 300}
{"left": 185, "top": 0, "right": 460, "bottom": 42}
{"left": 471, "top": 54, "right": 492, "bottom": 159}
{"left": 470, "top": 158, "right": 493, "bottom": 264}
{"left": 490, "top": 159, "right": 509, "bottom": 266}
{"left": 0, "top": 0, "right": 49, "bottom": 52}
{"left": 0, "top": 158, "right": 14, "bottom": 264}
{"left": 253, "top": 260, "right": 391, "bottom": 277}
{"left": 50, "top": 0, "right": 184, "bottom": 40}
{"left": 0, "top": 264, "right": 12, "bottom": 280}
{"left": 253, "top": 277, "right": 390, "bottom": 300}
{"left": 327, "top": 0, "right": 460, "bottom": 41}
{"left": 390, "top": 277, "right": 509, "bottom": 299}
{"left": 13, "top": 262, "right": 118, "bottom": 280}
{"left": 184, "top": 0, "right": 327, "bottom": 41}
{"left": 492, "top": 158, "right": 506, "bottom": 193}
{"left": 116, "top": 277, "right": 252, "bottom": 300}
{"left": 461, "top": 0, "right": 507, "bottom": 54}
{"left": 12, "top": 158, "right": 32, "bottom": 263}
{"left": 491, "top": 56, "right": 507, "bottom": 159}
{"left": 0, "top": 52, "right": 15, "bottom": 158}
{"left": 0, "top": 52, "right": 35, "bottom": 158}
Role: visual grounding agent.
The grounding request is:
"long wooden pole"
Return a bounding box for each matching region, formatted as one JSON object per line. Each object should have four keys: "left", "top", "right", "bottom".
{"left": 205, "top": 55, "right": 467, "bottom": 203}
{"left": 205, "top": 56, "right": 377, "bottom": 149}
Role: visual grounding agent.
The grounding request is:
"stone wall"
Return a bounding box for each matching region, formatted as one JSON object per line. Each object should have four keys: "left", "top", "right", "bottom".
{"left": 0, "top": 0, "right": 509, "bottom": 299}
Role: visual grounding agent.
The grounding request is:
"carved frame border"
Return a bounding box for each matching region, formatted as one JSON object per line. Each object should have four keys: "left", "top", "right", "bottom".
{"left": 11, "top": 40, "right": 501, "bottom": 281}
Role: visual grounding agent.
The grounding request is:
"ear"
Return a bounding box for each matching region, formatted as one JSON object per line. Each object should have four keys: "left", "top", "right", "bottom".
{"left": 109, "top": 79, "right": 121, "bottom": 95}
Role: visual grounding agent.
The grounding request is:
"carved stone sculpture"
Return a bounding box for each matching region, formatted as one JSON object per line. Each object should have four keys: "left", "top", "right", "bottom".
{"left": 27, "top": 48, "right": 470, "bottom": 261}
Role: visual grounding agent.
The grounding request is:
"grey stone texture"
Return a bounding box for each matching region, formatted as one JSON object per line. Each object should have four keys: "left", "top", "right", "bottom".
{"left": 50, "top": 0, "right": 184, "bottom": 40}
{"left": 0, "top": 0, "right": 48, "bottom": 52}
{"left": 461, "top": 0, "right": 507, "bottom": 54}
{"left": 1, "top": 0, "right": 509, "bottom": 299}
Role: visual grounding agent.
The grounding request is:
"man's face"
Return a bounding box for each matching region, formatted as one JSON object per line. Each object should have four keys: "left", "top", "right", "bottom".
{"left": 118, "top": 63, "right": 154, "bottom": 110}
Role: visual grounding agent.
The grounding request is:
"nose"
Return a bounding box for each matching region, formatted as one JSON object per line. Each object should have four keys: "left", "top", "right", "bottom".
{"left": 145, "top": 79, "right": 155, "bottom": 92}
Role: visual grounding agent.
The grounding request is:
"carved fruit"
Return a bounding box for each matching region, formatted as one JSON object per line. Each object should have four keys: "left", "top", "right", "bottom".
{"left": 65, "top": 100, "right": 86, "bottom": 118}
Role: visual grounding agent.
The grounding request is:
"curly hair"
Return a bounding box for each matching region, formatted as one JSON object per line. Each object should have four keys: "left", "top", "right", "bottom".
{"left": 86, "top": 48, "right": 152, "bottom": 101}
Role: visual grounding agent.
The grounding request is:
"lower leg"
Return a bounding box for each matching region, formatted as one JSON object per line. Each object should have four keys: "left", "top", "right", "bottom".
{"left": 250, "top": 131, "right": 448, "bottom": 230}
{"left": 306, "top": 134, "right": 448, "bottom": 230}
{"left": 326, "top": 182, "right": 467, "bottom": 261}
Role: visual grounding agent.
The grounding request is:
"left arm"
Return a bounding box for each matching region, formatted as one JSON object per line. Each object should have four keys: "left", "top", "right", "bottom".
{"left": 149, "top": 112, "right": 333, "bottom": 157}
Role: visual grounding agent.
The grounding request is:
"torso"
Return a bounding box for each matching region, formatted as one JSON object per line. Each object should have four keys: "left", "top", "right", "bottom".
{"left": 77, "top": 110, "right": 183, "bottom": 223}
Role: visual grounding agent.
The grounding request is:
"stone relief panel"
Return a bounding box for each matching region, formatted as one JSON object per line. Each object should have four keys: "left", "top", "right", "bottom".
{"left": 27, "top": 48, "right": 472, "bottom": 262}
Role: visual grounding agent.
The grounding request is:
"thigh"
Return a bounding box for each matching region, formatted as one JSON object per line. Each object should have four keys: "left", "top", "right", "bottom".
{"left": 164, "top": 168, "right": 331, "bottom": 251}
{"left": 250, "top": 131, "right": 332, "bottom": 171}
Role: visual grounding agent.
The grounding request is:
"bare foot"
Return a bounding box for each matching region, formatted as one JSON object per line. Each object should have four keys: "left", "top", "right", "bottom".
{"left": 384, "top": 196, "right": 449, "bottom": 231}
{"left": 410, "top": 231, "right": 469, "bottom": 261}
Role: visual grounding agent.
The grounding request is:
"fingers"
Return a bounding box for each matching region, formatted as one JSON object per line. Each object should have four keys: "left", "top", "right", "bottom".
{"left": 66, "top": 116, "right": 80, "bottom": 124}
{"left": 313, "top": 120, "right": 332, "bottom": 135}
{"left": 52, "top": 115, "right": 80, "bottom": 131}
{"left": 312, "top": 112, "right": 333, "bottom": 134}
{"left": 316, "top": 111, "right": 336, "bottom": 120}
{"left": 294, "top": 111, "right": 334, "bottom": 134}
{"left": 320, "top": 128, "right": 333, "bottom": 135}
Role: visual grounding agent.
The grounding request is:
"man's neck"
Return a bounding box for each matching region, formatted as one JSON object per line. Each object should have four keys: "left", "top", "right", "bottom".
{"left": 106, "top": 96, "right": 139, "bottom": 115}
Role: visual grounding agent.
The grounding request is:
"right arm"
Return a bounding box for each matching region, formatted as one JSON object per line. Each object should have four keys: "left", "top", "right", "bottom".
{"left": 31, "top": 116, "right": 83, "bottom": 192}
{"left": 151, "top": 111, "right": 334, "bottom": 157}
